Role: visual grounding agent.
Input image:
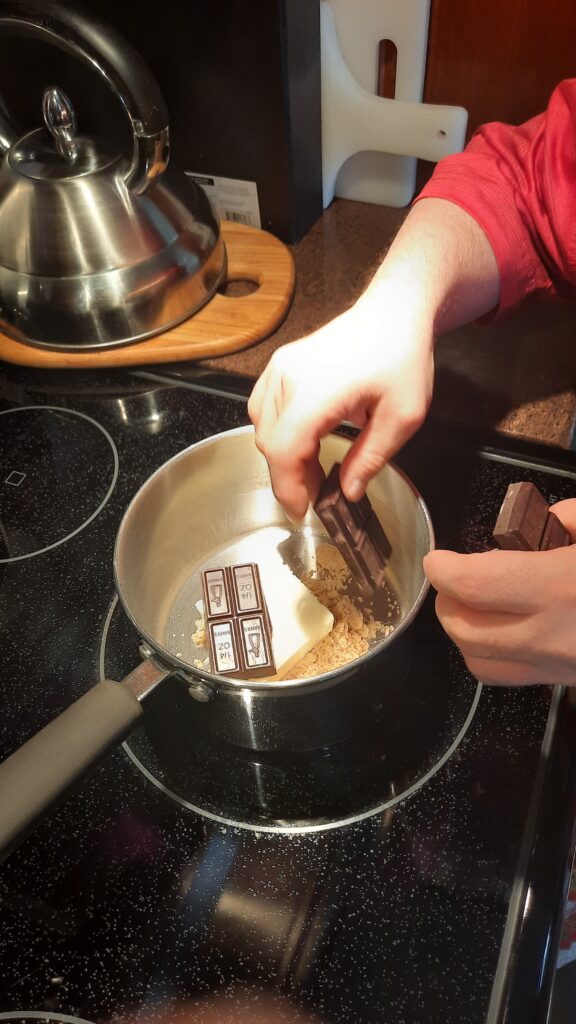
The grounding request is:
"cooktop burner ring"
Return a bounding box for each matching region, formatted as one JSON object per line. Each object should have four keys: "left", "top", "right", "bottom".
{"left": 121, "top": 682, "right": 483, "bottom": 835}
{"left": 0, "top": 1015, "right": 96, "bottom": 1023}
{"left": 100, "top": 595, "right": 483, "bottom": 834}
{"left": 0, "top": 405, "right": 118, "bottom": 563}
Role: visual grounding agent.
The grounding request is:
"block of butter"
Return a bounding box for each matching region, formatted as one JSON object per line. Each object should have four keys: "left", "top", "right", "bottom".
{"left": 258, "top": 552, "right": 334, "bottom": 680}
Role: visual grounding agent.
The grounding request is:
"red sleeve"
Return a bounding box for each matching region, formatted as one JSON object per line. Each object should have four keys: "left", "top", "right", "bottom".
{"left": 415, "top": 79, "right": 576, "bottom": 315}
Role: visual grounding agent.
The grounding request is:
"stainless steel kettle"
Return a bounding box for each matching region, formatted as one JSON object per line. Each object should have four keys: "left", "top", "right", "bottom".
{"left": 0, "top": 1, "right": 227, "bottom": 350}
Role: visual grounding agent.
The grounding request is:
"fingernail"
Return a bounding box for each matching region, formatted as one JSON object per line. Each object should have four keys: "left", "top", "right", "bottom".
{"left": 283, "top": 500, "right": 309, "bottom": 526}
{"left": 347, "top": 478, "right": 364, "bottom": 502}
{"left": 286, "top": 509, "right": 306, "bottom": 526}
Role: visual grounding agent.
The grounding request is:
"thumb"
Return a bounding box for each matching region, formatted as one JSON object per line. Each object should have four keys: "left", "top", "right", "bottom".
{"left": 423, "top": 546, "right": 557, "bottom": 614}
{"left": 548, "top": 498, "right": 576, "bottom": 539}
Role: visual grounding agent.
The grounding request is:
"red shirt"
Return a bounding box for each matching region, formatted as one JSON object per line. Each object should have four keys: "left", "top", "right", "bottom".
{"left": 416, "top": 79, "right": 576, "bottom": 315}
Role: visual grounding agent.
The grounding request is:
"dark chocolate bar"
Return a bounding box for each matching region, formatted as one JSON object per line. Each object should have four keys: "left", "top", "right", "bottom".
{"left": 202, "top": 563, "right": 276, "bottom": 678}
{"left": 493, "top": 482, "right": 571, "bottom": 551}
{"left": 314, "top": 463, "right": 391, "bottom": 593}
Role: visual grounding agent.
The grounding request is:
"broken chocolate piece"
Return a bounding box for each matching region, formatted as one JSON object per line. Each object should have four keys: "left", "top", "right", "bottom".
{"left": 314, "top": 463, "right": 391, "bottom": 593}
{"left": 493, "top": 482, "right": 549, "bottom": 551}
{"left": 493, "top": 482, "right": 571, "bottom": 551}
{"left": 202, "top": 563, "right": 276, "bottom": 678}
{"left": 540, "top": 510, "right": 571, "bottom": 550}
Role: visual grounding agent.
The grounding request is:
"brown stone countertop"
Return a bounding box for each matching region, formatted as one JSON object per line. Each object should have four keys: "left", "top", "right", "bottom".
{"left": 201, "top": 198, "right": 576, "bottom": 450}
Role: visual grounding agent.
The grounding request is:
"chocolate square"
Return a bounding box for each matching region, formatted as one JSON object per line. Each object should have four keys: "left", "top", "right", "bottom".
{"left": 207, "top": 618, "right": 243, "bottom": 676}
{"left": 493, "top": 482, "right": 549, "bottom": 551}
{"left": 540, "top": 511, "right": 571, "bottom": 550}
{"left": 237, "top": 613, "right": 275, "bottom": 678}
{"left": 202, "top": 567, "right": 234, "bottom": 618}
{"left": 229, "top": 563, "right": 264, "bottom": 615}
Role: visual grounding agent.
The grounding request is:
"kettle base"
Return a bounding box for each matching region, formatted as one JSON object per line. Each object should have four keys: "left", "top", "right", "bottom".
{"left": 0, "top": 234, "right": 227, "bottom": 350}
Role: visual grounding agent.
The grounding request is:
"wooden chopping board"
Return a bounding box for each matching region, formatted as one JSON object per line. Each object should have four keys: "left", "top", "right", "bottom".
{"left": 0, "top": 220, "right": 295, "bottom": 368}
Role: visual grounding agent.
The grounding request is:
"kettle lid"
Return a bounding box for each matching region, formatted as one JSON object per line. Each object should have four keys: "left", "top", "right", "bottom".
{"left": 10, "top": 86, "right": 117, "bottom": 179}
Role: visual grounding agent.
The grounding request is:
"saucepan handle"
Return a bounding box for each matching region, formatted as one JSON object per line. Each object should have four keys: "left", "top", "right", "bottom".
{"left": 0, "top": 0, "right": 169, "bottom": 191}
{"left": 0, "top": 672, "right": 158, "bottom": 863}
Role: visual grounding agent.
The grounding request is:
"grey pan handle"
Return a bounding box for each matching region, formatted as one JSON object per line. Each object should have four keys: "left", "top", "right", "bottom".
{"left": 0, "top": 663, "right": 169, "bottom": 863}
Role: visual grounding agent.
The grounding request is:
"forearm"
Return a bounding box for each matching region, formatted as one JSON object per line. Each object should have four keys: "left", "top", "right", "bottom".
{"left": 357, "top": 198, "right": 501, "bottom": 336}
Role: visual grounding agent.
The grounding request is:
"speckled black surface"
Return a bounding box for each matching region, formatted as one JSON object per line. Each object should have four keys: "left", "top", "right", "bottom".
{"left": 1, "top": 367, "right": 576, "bottom": 1024}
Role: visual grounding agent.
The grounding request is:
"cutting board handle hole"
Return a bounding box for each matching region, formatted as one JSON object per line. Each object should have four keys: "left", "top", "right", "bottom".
{"left": 377, "top": 39, "right": 397, "bottom": 98}
{"left": 218, "top": 277, "right": 260, "bottom": 298}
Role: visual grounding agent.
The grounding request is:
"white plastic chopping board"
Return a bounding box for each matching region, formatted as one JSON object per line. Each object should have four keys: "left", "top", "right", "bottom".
{"left": 321, "top": 0, "right": 468, "bottom": 207}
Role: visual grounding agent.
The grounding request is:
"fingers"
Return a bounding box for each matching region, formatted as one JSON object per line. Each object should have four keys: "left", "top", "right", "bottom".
{"left": 434, "top": 592, "right": 547, "bottom": 684}
{"left": 248, "top": 320, "right": 434, "bottom": 517}
{"left": 426, "top": 544, "right": 576, "bottom": 686}
{"left": 423, "top": 546, "right": 567, "bottom": 614}
{"left": 249, "top": 365, "right": 341, "bottom": 519}
{"left": 339, "top": 398, "right": 426, "bottom": 502}
{"left": 246, "top": 364, "right": 267, "bottom": 424}
{"left": 434, "top": 590, "right": 531, "bottom": 658}
{"left": 258, "top": 405, "right": 339, "bottom": 518}
{"left": 461, "top": 655, "right": 541, "bottom": 686}
{"left": 249, "top": 366, "right": 310, "bottom": 519}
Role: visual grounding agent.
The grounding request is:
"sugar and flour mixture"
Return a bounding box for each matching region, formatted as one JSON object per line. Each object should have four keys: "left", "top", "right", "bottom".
{"left": 289, "top": 542, "right": 396, "bottom": 677}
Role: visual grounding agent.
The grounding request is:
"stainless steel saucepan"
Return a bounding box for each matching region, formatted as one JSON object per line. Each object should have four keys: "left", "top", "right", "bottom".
{"left": 0, "top": 425, "right": 433, "bottom": 860}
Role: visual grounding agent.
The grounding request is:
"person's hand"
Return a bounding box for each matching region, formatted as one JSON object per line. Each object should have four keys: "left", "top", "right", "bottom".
{"left": 248, "top": 289, "right": 435, "bottom": 520}
{"left": 423, "top": 499, "right": 576, "bottom": 685}
{"left": 249, "top": 197, "right": 501, "bottom": 521}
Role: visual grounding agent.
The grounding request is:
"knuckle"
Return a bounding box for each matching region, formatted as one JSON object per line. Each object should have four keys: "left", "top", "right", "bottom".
{"left": 451, "top": 566, "right": 483, "bottom": 608}
{"left": 397, "top": 401, "right": 426, "bottom": 434}
{"left": 269, "top": 345, "right": 294, "bottom": 377}
{"left": 253, "top": 429, "right": 270, "bottom": 458}
{"left": 357, "top": 447, "right": 386, "bottom": 479}
{"left": 263, "top": 435, "right": 290, "bottom": 465}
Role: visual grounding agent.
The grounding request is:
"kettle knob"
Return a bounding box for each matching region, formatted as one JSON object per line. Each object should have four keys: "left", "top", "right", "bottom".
{"left": 42, "top": 86, "right": 78, "bottom": 163}
{"left": 0, "top": 4, "right": 169, "bottom": 192}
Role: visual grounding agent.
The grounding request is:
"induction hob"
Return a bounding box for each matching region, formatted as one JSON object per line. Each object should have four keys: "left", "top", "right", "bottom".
{"left": 0, "top": 366, "right": 575, "bottom": 1024}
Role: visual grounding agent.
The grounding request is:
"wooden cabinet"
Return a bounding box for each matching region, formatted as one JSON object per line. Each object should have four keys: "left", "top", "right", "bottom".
{"left": 424, "top": 0, "right": 576, "bottom": 138}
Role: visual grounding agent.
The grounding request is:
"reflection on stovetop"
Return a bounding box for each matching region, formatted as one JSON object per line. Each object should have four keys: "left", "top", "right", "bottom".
{"left": 102, "top": 593, "right": 482, "bottom": 832}
{"left": 0, "top": 406, "right": 118, "bottom": 562}
{"left": 0, "top": 369, "right": 575, "bottom": 1024}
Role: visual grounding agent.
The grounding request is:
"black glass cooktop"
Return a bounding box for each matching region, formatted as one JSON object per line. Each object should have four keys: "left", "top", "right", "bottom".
{"left": 0, "top": 366, "right": 575, "bottom": 1024}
